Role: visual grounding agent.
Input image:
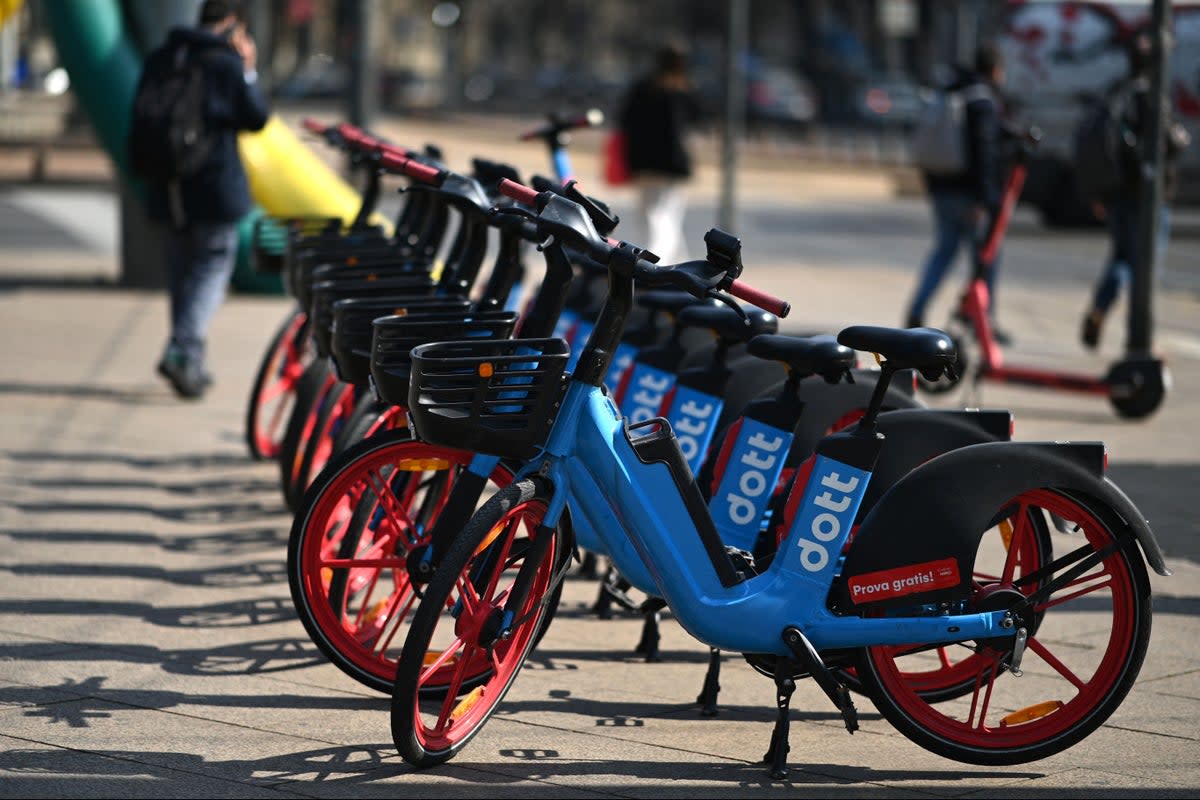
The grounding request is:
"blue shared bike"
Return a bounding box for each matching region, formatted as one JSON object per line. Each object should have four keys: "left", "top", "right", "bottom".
{"left": 389, "top": 178, "right": 1169, "bottom": 777}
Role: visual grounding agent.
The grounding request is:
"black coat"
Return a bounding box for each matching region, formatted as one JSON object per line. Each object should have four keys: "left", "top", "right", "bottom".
{"left": 137, "top": 27, "right": 270, "bottom": 225}
{"left": 618, "top": 76, "right": 700, "bottom": 178}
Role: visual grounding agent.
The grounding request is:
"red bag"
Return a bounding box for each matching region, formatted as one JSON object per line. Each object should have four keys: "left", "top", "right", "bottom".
{"left": 603, "top": 130, "right": 630, "bottom": 186}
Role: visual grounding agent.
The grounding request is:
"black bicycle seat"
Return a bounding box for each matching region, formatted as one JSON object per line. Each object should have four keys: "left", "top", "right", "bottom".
{"left": 747, "top": 334, "right": 855, "bottom": 380}
{"left": 677, "top": 304, "right": 778, "bottom": 342}
{"left": 837, "top": 326, "right": 957, "bottom": 374}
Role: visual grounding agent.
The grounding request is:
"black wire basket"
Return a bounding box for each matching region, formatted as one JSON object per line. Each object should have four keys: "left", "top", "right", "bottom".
{"left": 251, "top": 215, "right": 342, "bottom": 276}
{"left": 370, "top": 311, "right": 522, "bottom": 408}
{"left": 330, "top": 297, "right": 472, "bottom": 387}
{"left": 406, "top": 337, "right": 570, "bottom": 460}
{"left": 307, "top": 269, "right": 439, "bottom": 358}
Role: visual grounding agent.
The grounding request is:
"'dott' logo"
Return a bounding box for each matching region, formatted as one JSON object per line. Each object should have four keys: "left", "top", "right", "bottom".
{"left": 712, "top": 419, "right": 790, "bottom": 553}
{"left": 623, "top": 364, "right": 674, "bottom": 424}
{"left": 793, "top": 466, "right": 861, "bottom": 573}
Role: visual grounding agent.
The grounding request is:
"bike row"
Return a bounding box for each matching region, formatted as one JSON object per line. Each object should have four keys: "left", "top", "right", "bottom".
{"left": 241, "top": 114, "right": 1169, "bottom": 780}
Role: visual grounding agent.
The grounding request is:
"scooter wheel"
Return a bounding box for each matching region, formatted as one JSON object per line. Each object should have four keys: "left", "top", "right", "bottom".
{"left": 1106, "top": 357, "right": 1170, "bottom": 420}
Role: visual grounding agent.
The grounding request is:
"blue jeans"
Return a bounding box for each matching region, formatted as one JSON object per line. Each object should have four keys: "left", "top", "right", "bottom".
{"left": 164, "top": 221, "right": 239, "bottom": 365}
{"left": 906, "top": 189, "right": 997, "bottom": 325}
{"left": 1091, "top": 196, "right": 1171, "bottom": 313}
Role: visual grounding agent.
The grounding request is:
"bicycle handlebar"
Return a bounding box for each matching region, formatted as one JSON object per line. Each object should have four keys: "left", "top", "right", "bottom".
{"left": 302, "top": 117, "right": 328, "bottom": 135}
{"left": 378, "top": 149, "right": 443, "bottom": 184}
{"left": 497, "top": 178, "right": 790, "bottom": 318}
{"left": 498, "top": 177, "right": 539, "bottom": 206}
{"left": 727, "top": 279, "right": 790, "bottom": 318}
{"left": 517, "top": 109, "right": 605, "bottom": 142}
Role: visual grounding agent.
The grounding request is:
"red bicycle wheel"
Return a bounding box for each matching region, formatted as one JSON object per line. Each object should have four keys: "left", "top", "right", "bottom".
{"left": 391, "top": 478, "right": 562, "bottom": 768}
{"left": 288, "top": 431, "right": 514, "bottom": 693}
{"left": 857, "top": 488, "right": 1151, "bottom": 765}
{"left": 245, "top": 310, "right": 311, "bottom": 461}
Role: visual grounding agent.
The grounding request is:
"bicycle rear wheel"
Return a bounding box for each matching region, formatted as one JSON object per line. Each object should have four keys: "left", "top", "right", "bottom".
{"left": 391, "top": 477, "right": 564, "bottom": 768}
{"left": 856, "top": 488, "right": 1152, "bottom": 765}
{"left": 288, "top": 431, "right": 515, "bottom": 693}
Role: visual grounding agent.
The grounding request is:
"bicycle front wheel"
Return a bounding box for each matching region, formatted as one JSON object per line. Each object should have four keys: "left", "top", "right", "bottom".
{"left": 856, "top": 488, "right": 1152, "bottom": 765}
{"left": 288, "top": 431, "right": 514, "bottom": 693}
{"left": 245, "top": 310, "right": 310, "bottom": 460}
{"left": 391, "top": 477, "right": 564, "bottom": 768}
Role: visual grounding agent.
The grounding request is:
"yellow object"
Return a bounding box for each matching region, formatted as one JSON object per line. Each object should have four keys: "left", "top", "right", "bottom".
{"left": 238, "top": 117, "right": 392, "bottom": 234}
{"left": 0, "top": 0, "right": 22, "bottom": 28}
{"left": 1000, "top": 700, "right": 1063, "bottom": 727}
{"left": 396, "top": 457, "right": 452, "bottom": 471}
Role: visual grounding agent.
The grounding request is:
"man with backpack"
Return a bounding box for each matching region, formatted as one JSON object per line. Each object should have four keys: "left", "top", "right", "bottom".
{"left": 903, "top": 43, "right": 1011, "bottom": 343}
{"left": 1077, "top": 31, "right": 1190, "bottom": 351}
{"left": 128, "top": 0, "right": 269, "bottom": 399}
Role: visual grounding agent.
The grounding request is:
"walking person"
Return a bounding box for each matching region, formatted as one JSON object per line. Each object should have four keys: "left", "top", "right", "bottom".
{"left": 128, "top": 0, "right": 269, "bottom": 399}
{"left": 617, "top": 41, "right": 701, "bottom": 264}
{"left": 904, "top": 43, "right": 1012, "bottom": 343}
{"left": 1079, "top": 31, "right": 1190, "bottom": 351}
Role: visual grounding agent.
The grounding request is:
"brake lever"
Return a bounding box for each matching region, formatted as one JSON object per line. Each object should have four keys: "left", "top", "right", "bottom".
{"left": 707, "top": 289, "right": 750, "bottom": 325}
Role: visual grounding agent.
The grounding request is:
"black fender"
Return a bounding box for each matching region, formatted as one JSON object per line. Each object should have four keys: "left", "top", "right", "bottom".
{"left": 831, "top": 441, "right": 1169, "bottom": 613}
{"left": 855, "top": 408, "right": 1012, "bottom": 525}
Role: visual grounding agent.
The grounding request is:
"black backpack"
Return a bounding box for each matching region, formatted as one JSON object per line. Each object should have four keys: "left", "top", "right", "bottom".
{"left": 1072, "top": 83, "right": 1137, "bottom": 202}
{"left": 127, "top": 45, "right": 215, "bottom": 183}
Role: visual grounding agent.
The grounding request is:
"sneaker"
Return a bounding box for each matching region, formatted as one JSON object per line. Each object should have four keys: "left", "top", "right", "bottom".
{"left": 1081, "top": 309, "right": 1104, "bottom": 351}
{"left": 157, "top": 353, "right": 212, "bottom": 399}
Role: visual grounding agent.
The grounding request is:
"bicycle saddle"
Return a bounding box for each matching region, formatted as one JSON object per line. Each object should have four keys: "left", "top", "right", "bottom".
{"left": 837, "top": 326, "right": 957, "bottom": 377}
{"left": 677, "top": 304, "right": 778, "bottom": 342}
{"left": 747, "top": 334, "right": 855, "bottom": 381}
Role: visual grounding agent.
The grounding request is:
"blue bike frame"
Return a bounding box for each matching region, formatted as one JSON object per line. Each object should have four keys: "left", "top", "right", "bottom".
{"left": 515, "top": 379, "right": 1015, "bottom": 657}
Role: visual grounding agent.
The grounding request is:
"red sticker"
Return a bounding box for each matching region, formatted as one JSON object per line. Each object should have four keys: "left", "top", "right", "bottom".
{"left": 847, "top": 558, "right": 960, "bottom": 604}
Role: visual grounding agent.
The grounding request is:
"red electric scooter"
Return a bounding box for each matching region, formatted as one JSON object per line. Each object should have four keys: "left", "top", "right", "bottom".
{"left": 919, "top": 127, "right": 1170, "bottom": 419}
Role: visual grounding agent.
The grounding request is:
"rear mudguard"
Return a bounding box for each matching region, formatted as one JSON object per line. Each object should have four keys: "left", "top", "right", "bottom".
{"left": 831, "top": 441, "right": 1169, "bottom": 613}
{"left": 855, "top": 408, "right": 1012, "bottom": 525}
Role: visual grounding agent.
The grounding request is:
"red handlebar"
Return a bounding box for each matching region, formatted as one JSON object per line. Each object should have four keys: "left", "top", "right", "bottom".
{"left": 498, "top": 177, "right": 540, "bottom": 206}
{"left": 302, "top": 117, "right": 328, "bottom": 135}
{"left": 728, "top": 279, "right": 791, "bottom": 318}
{"left": 378, "top": 150, "right": 442, "bottom": 184}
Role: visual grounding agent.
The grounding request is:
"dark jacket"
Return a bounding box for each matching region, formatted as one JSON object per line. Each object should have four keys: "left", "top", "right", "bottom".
{"left": 138, "top": 27, "right": 270, "bottom": 225}
{"left": 1117, "top": 75, "right": 1191, "bottom": 202}
{"left": 923, "top": 70, "right": 1006, "bottom": 212}
{"left": 618, "top": 76, "right": 700, "bottom": 178}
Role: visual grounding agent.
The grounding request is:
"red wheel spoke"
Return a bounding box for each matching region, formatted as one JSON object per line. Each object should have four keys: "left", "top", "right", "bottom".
{"left": 1001, "top": 502, "right": 1032, "bottom": 584}
{"left": 480, "top": 522, "right": 520, "bottom": 602}
{"left": 260, "top": 373, "right": 298, "bottom": 404}
{"left": 965, "top": 652, "right": 1002, "bottom": 729}
{"left": 376, "top": 581, "right": 419, "bottom": 655}
{"left": 454, "top": 573, "right": 484, "bottom": 618}
{"left": 1034, "top": 574, "right": 1113, "bottom": 613}
{"left": 1026, "top": 635, "right": 1087, "bottom": 690}
{"left": 365, "top": 467, "right": 419, "bottom": 540}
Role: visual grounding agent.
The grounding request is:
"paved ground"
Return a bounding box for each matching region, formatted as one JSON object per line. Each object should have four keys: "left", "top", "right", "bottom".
{"left": 1, "top": 118, "right": 1198, "bottom": 798}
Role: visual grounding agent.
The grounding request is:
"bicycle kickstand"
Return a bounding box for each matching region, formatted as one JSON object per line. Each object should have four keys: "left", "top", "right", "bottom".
{"left": 763, "top": 658, "right": 797, "bottom": 781}
{"left": 696, "top": 646, "right": 721, "bottom": 717}
{"left": 635, "top": 597, "right": 667, "bottom": 662}
{"left": 782, "top": 626, "right": 859, "bottom": 734}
